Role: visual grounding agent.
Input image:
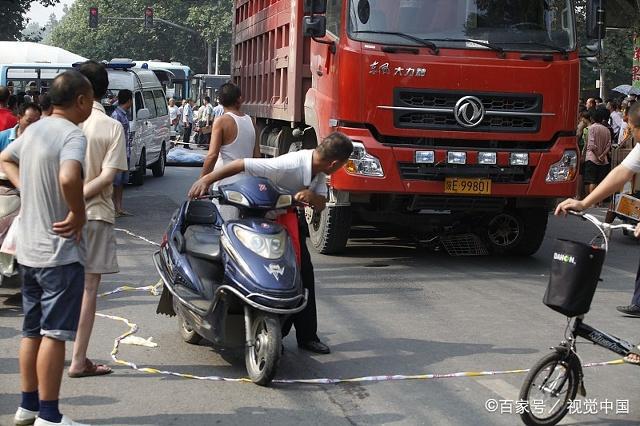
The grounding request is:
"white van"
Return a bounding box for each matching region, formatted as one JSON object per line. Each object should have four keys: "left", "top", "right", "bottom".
{"left": 103, "top": 60, "right": 170, "bottom": 185}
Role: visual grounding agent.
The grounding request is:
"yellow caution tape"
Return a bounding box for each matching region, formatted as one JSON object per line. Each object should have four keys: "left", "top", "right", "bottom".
{"left": 94, "top": 229, "right": 628, "bottom": 384}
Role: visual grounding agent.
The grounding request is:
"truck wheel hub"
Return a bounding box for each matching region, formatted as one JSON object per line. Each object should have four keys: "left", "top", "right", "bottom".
{"left": 488, "top": 214, "right": 520, "bottom": 247}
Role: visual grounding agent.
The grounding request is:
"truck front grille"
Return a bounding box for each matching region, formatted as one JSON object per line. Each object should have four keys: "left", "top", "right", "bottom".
{"left": 398, "top": 163, "right": 533, "bottom": 183}
{"left": 392, "top": 89, "right": 543, "bottom": 133}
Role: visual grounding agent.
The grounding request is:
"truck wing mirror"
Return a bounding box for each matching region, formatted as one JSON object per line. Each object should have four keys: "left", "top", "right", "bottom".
{"left": 586, "top": 0, "right": 606, "bottom": 40}
{"left": 303, "top": 16, "right": 327, "bottom": 38}
{"left": 304, "top": 0, "right": 327, "bottom": 15}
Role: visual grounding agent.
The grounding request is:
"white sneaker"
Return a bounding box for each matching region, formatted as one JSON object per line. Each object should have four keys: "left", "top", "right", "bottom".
{"left": 14, "top": 407, "right": 38, "bottom": 425}
{"left": 34, "top": 416, "right": 90, "bottom": 426}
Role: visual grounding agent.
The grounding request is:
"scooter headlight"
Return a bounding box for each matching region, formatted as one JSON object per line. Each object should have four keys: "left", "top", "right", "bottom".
{"left": 233, "top": 226, "right": 286, "bottom": 259}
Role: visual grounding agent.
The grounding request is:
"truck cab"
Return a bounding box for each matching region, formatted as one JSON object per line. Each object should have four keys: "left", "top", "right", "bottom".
{"left": 234, "top": 0, "right": 585, "bottom": 256}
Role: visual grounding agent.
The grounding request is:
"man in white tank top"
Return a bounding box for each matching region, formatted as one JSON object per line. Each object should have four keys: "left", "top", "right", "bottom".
{"left": 200, "top": 83, "right": 259, "bottom": 178}
{"left": 200, "top": 83, "right": 259, "bottom": 220}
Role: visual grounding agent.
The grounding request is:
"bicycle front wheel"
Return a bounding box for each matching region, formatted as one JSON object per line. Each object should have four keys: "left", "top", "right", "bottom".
{"left": 519, "top": 350, "right": 580, "bottom": 426}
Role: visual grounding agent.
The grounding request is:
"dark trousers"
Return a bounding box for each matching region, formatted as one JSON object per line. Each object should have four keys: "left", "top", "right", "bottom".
{"left": 632, "top": 259, "right": 640, "bottom": 307}
{"left": 183, "top": 125, "right": 192, "bottom": 147}
{"left": 282, "top": 221, "right": 318, "bottom": 343}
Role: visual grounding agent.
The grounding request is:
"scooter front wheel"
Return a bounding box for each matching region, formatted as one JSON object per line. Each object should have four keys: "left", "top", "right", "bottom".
{"left": 245, "top": 313, "right": 281, "bottom": 386}
{"left": 519, "top": 351, "right": 580, "bottom": 426}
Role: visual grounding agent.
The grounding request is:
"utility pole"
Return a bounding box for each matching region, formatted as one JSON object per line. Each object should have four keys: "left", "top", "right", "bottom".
{"left": 215, "top": 37, "right": 220, "bottom": 75}
{"left": 207, "top": 43, "right": 212, "bottom": 74}
{"left": 599, "top": 39, "right": 606, "bottom": 100}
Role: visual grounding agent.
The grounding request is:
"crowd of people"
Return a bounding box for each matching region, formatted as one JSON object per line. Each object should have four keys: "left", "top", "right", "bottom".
{"left": 0, "top": 67, "right": 354, "bottom": 425}
{"left": 575, "top": 95, "right": 637, "bottom": 200}
{"left": 168, "top": 94, "right": 224, "bottom": 149}
{"left": 0, "top": 61, "right": 131, "bottom": 425}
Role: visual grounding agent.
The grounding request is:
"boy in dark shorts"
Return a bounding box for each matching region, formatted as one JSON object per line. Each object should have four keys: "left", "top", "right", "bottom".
{"left": 0, "top": 71, "right": 93, "bottom": 426}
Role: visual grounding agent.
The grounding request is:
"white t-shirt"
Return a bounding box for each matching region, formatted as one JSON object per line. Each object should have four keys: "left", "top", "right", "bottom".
{"left": 213, "top": 104, "right": 224, "bottom": 118}
{"left": 168, "top": 105, "right": 179, "bottom": 122}
{"left": 622, "top": 144, "right": 640, "bottom": 173}
{"left": 244, "top": 149, "right": 327, "bottom": 196}
{"left": 610, "top": 111, "right": 623, "bottom": 136}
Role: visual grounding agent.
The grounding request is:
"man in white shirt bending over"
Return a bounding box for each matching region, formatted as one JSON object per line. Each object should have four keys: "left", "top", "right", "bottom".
{"left": 188, "top": 133, "right": 353, "bottom": 354}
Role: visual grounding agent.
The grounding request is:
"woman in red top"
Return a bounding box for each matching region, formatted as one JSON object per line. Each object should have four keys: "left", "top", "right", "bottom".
{"left": 0, "top": 86, "right": 17, "bottom": 131}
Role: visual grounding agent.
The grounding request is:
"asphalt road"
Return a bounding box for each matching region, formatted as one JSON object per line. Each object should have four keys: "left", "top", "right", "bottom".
{"left": 2, "top": 165, "right": 640, "bottom": 425}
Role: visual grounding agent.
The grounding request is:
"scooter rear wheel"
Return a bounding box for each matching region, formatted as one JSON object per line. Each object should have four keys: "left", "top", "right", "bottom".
{"left": 179, "top": 315, "right": 202, "bottom": 345}
{"left": 245, "top": 313, "right": 281, "bottom": 386}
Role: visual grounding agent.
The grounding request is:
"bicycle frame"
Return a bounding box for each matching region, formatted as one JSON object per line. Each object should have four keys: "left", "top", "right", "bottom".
{"left": 570, "top": 316, "right": 635, "bottom": 357}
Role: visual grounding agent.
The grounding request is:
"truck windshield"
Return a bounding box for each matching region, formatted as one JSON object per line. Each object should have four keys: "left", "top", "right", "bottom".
{"left": 348, "top": 0, "right": 575, "bottom": 52}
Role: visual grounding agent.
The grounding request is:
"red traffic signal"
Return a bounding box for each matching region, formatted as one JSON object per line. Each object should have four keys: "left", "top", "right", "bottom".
{"left": 88, "top": 7, "right": 99, "bottom": 28}
{"left": 144, "top": 7, "right": 154, "bottom": 29}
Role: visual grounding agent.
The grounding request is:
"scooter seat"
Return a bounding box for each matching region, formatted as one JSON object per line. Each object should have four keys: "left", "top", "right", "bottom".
{"left": 184, "top": 225, "right": 221, "bottom": 261}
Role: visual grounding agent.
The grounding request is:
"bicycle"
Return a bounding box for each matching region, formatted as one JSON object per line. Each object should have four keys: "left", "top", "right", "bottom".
{"left": 519, "top": 211, "right": 638, "bottom": 426}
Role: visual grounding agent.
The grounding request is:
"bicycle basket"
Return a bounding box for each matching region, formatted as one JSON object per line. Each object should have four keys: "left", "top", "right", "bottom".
{"left": 543, "top": 239, "right": 606, "bottom": 317}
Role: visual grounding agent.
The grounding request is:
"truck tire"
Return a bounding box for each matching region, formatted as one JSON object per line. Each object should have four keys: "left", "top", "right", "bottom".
{"left": 132, "top": 150, "right": 146, "bottom": 186}
{"left": 151, "top": 144, "right": 166, "bottom": 177}
{"left": 308, "top": 204, "right": 352, "bottom": 254}
{"left": 486, "top": 208, "right": 548, "bottom": 256}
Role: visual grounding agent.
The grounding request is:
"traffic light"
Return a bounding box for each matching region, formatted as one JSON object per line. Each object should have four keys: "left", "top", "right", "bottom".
{"left": 586, "top": 0, "right": 606, "bottom": 39}
{"left": 144, "top": 7, "right": 154, "bottom": 29}
{"left": 584, "top": 40, "right": 602, "bottom": 64}
{"left": 88, "top": 7, "right": 99, "bottom": 29}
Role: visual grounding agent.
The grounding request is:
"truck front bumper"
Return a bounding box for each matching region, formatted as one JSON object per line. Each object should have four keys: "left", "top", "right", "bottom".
{"left": 331, "top": 126, "right": 578, "bottom": 199}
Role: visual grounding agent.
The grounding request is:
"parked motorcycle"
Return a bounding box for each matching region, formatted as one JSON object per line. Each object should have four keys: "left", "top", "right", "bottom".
{"left": 154, "top": 176, "right": 307, "bottom": 385}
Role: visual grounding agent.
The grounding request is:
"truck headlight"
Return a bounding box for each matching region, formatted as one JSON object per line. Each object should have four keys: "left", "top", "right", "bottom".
{"left": 510, "top": 153, "right": 529, "bottom": 166}
{"left": 478, "top": 152, "right": 497, "bottom": 165}
{"left": 233, "top": 226, "right": 286, "bottom": 259}
{"left": 345, "top": 142, "right": 384, "bottom": 177}
{"left": 448, "top": 151, "right": 467, "bottom": 164}
{"left": 546, "top": 150, "right": 578, "bottom": 183}
{"left": 416, "top": 151, "right": 435, "bottom": 164}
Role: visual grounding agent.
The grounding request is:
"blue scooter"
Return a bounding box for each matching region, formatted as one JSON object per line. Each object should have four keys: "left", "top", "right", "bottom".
{"left": 154, "top": 176, "right": 307, "bottom": 385}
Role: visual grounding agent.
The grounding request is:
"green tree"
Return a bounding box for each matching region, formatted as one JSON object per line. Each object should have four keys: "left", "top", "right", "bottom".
{"left": 575, "top": 0, "right": 635, "bottom": 98}
{"left": 21, "top": 21, "right": 45, "bottom": 42}
{"left": 0, "top": 0, "right": 60, "bottom": 41}
{"left": 47, "top": 0, "right": 234, "bottom": 74}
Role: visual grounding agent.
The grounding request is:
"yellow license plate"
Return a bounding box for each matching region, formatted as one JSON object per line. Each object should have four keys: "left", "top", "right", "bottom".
{"left": 444, "top": 178, "right": 492, "bottom": 195}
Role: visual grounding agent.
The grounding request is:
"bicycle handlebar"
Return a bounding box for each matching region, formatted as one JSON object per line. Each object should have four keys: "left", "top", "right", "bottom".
{"left": 566, "top": 210, "right": 636, "bottom": 251}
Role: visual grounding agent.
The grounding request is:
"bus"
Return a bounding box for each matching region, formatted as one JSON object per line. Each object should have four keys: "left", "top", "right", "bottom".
{"left": 134, "top": 60, "right": 193, "bottom": 101}
{"left": 0, "top": 41, "right": 87, "bottom": 96}
{"left": 0, "top": 63, "right": 75, "bottom": 95}
{"left": 191, "top": 74, "right": 231, "bottom": 104}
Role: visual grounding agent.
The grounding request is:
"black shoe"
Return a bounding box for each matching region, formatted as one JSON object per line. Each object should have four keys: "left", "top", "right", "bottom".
{"left": 298, "top": 340, "right": 330, "bottom": 354}
{"left": 616, "top": 305, "right": 640, "bottom": 317}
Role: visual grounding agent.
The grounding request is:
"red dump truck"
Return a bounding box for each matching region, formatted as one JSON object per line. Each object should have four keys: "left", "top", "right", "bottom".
{"left": 233, "top": 0, "right": 588, "bottom": 255}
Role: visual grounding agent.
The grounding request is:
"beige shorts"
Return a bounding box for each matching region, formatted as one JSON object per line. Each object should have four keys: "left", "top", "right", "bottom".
{"left": 85, "top": 220, "right": 119, "bottom": 274}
